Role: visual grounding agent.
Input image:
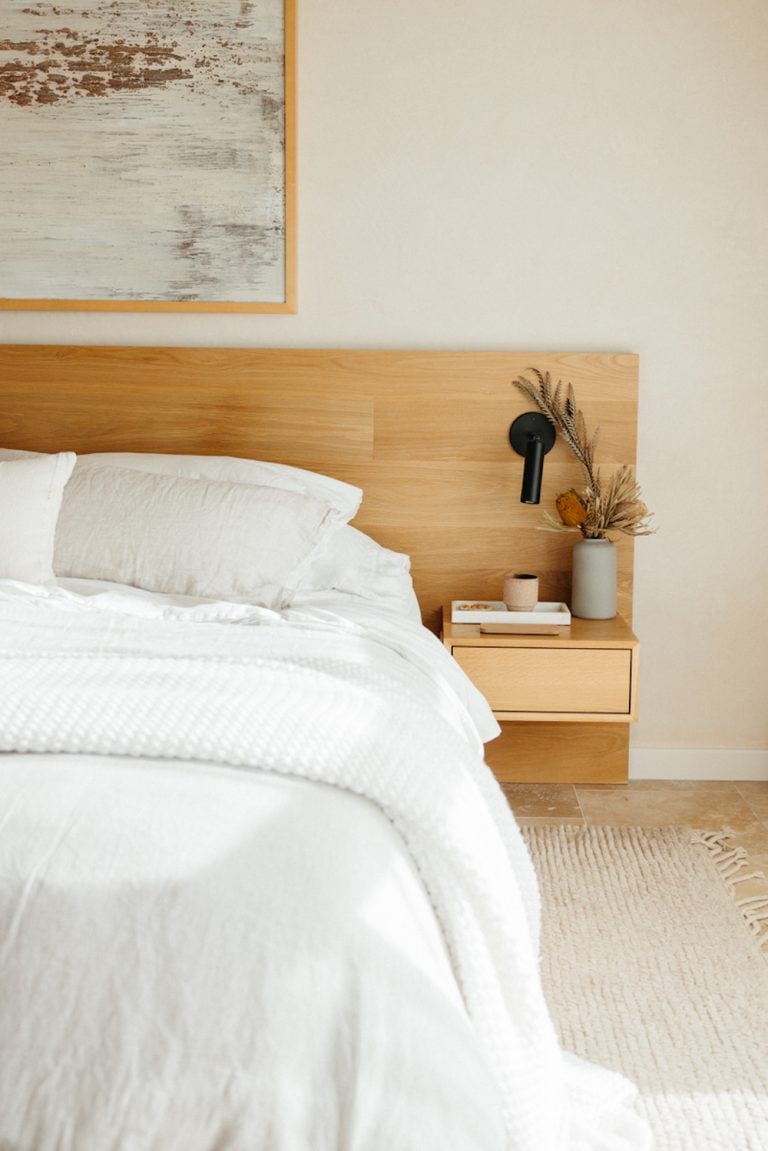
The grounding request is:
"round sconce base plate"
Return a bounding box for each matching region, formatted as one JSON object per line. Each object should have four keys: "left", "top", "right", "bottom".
{"left": 508, "top": 412, "right": 556, "bottom": 456}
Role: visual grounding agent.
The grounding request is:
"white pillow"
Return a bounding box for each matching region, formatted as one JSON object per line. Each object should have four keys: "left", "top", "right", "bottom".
{"left": 0, "top": 452, "right": 76, "bottom": 584}
{"left": 287, "top": 525, "right": 421, "bottom": 619}
{"left": 0, "top": 449, "right": 37, "bottom": 462}
{"left": 73, "top": 452, "right": 362, "bottom": 522}
{"left": 54, "top": 464, "right": 346, "bottom": 606}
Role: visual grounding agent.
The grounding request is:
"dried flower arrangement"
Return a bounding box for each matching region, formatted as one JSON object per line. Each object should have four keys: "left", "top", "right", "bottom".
{"left": 512, "top": 369, "right": 654, "bottom": 540}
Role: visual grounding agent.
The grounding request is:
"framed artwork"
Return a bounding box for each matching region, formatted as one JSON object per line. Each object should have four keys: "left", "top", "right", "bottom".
{"left": 0, "top": 0, "right": 296, "bottom": 313}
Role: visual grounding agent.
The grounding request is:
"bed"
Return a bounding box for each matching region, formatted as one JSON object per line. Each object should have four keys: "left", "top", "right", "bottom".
{"left": 0, "top": 345, "right": 650, "bottom": 1150}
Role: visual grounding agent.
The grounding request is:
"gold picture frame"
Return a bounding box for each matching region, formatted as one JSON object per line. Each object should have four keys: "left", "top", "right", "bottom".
{"left": 0, "top": 0, "right": 296, "bottom": 313}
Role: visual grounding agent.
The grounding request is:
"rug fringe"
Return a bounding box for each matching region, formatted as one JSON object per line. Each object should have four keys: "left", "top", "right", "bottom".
{"left": 691, "top": 830, "right": 768, "bottom": 951}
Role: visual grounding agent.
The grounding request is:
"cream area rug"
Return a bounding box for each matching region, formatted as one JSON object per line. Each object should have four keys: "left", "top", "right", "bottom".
{"left": 522, "top": 826, "right": 768, "bottom": 1151}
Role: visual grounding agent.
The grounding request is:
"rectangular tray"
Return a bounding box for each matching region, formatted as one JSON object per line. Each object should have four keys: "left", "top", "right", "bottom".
{"left": 451, "top": 600, "right": 571, "bottom": 625}
{"left": 479, "top": 622, "right": 563, "bottom": 635}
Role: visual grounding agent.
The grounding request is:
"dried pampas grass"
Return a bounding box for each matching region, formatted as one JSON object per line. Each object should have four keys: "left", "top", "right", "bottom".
{"left": 513, "top": 369, "right": 654, "bottom": 539}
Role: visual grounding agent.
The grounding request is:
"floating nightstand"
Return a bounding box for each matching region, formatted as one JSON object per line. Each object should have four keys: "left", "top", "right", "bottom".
{"left": 442, "top": 607, "right": 639, "bottom": 784}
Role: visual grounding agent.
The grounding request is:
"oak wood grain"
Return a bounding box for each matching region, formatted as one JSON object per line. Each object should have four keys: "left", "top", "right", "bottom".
{"left": 0, "top": 345, "right": 638, "bottom": 630}
{"left": 485, "top": 723, "right": 630, "bottom": 784}
{"left": 452, "top": 648, "right": 633, "bottom": 717}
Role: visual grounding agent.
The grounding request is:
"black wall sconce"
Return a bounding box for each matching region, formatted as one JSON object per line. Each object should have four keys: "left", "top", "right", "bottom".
{"left": 508, "top": 412, "right": 556, "bottom": 504}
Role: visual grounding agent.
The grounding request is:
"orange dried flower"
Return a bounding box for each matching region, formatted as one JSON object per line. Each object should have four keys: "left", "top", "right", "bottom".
{"left": 555, "top": 489, "right": 588, "bottom": 528}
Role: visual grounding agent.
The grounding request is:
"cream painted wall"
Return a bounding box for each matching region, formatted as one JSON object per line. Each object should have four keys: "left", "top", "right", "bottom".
{"left": 2, "top": 1, "right": 767, "bottom": 768}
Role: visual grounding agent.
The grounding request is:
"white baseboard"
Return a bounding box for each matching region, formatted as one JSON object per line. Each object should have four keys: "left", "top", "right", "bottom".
{"left": 630, "top": 747, "right": 768, "bottom": 781}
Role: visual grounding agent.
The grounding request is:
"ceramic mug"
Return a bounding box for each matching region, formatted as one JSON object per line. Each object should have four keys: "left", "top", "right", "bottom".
{"left": 503, "top": 572, "right": 539, "bottom": 612}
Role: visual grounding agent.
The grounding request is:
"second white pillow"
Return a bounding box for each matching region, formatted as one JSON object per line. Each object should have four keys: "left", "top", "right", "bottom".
{"left": 54, "top": 464, "right": 345, "bottom": 606}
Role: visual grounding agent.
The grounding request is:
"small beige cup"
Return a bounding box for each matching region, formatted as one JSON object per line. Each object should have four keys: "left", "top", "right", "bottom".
{"left": 503, "top": 572, "right": 539, "bottom": 611}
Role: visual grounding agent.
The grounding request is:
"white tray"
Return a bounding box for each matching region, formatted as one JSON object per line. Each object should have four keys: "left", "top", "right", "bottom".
{"left": 451, "top": 600, "right": 571, "bottom": 625}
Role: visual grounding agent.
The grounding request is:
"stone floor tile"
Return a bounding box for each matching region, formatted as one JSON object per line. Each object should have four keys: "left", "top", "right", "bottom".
{"left": 735, "top": 781, "right": 768, "bottom": 820}
{"left": 513, "top": 815, "right": 586, "bottom": 828}
{"left": 574, "top": 780, "right": 755, "bottom": 828}
{"left": 500, "top": 783, "right": 582, "bottom": 820}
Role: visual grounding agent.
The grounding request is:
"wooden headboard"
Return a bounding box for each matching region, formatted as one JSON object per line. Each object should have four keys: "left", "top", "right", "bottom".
{"left": 0, "top": 345, "right": 638, "bottom": 631}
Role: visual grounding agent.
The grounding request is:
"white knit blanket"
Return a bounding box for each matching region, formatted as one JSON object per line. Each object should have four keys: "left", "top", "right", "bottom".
{"left": 0, "top": 587, "right": 650, "bottom": 1150}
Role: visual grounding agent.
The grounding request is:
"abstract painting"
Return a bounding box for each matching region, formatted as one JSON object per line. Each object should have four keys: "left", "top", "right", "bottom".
{"left": 0, "top": 0, "right": 295, "bottom": 311}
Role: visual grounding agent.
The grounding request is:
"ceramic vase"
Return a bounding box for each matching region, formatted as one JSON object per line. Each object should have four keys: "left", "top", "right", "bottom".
{"left": 571, "top": 538, "right": 616, "bottom": 619}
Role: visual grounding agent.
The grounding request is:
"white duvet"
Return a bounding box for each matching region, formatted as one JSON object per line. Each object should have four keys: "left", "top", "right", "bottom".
{"left": 0, "top": 582, "right": 651, "bottom": 1151}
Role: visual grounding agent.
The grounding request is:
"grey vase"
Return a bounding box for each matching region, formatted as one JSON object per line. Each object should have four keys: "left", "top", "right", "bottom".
{"left": 571, "top": 538, "right": 617, "bottom": 619}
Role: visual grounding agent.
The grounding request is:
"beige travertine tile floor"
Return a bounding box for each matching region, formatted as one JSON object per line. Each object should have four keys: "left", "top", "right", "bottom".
{"left": 502, "top": 780, "right": 768, "bottom": 942}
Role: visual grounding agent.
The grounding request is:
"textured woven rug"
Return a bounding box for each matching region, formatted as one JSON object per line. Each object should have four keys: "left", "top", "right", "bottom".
{"left": 522, "top": 826, "right": 768, "bottom": 1151}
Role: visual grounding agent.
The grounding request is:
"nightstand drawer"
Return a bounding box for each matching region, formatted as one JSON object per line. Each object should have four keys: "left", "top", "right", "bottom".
{"left": 453, "top": 646, "right": 632, "bottom": 715}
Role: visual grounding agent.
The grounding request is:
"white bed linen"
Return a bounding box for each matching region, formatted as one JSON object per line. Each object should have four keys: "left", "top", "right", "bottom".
{"left": 0, "top": 581, "right": 650, "bottom": 1151}
{"left": 0, "top": 755, "right": 507, "bottom": 1151}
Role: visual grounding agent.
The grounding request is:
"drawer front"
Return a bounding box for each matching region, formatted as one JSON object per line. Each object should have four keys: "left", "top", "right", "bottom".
{"left": 453, "top": 646, "right": 632, "bottom": 715}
